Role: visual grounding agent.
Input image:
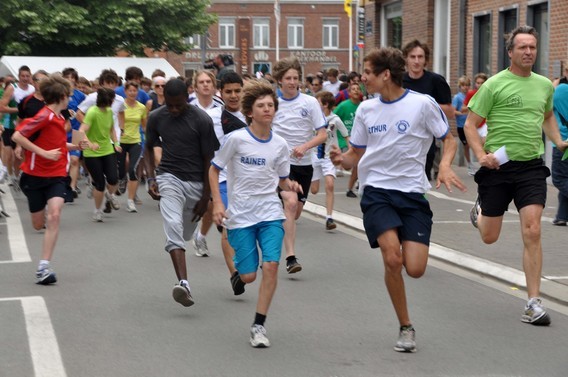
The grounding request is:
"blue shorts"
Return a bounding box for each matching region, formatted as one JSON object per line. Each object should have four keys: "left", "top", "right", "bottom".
{"left": 219, "top": 181, "right": 228, "bottom": 208}
{"left": 228, "top": 220, "right": 284, "bottom": 274}
{"left": 360, "top": 186, "right": 433, "bottom": 248}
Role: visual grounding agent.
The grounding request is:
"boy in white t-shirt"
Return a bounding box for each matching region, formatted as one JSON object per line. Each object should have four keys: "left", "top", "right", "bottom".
{"left": 311, "top": 91, "right": 350, "bottom": 230}
{"left": 210, "top": 80, "right": 302, "bottom": 348}
{"left": 331, "top": 47, "right": 466, "bottom": 353}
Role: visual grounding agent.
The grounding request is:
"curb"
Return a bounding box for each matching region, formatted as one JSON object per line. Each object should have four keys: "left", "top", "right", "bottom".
{"left": 303, "top": 201, "right": 568, "bottom": 306}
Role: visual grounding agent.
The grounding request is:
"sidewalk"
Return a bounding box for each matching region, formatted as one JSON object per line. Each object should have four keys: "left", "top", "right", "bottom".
{"left": 304, "top": 165, "right": 568, "bottom": 306}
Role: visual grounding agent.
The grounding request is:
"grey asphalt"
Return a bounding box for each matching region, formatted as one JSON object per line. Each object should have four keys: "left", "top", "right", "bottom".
{"left": 305, "top": 163, "right": 568, "bottom": 305}
{"left": 1, "top": 177, "right": 568, "bottom": 376}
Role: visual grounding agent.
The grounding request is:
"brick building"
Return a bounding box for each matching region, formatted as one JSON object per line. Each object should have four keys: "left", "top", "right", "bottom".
{"left": 156, "top": 0, "right": 358, "bottom": 79}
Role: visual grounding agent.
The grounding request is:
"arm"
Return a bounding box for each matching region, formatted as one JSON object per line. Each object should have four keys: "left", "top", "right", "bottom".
{"left": 330, "top": 144, "right": 364, "bottom": 171}
{"left": 209, "top": 165, "right": 226, "bottom": 226}
{"left": 435, "top": 132, "right": 467, "bottom": 193}
{"left": 117, "top": 111, "right": 125, "bottom": 133}
{"left": 463, "top": 111, "right": 499, "bottom": 169}
{"left": 543, "top": 110, "right": 568, "bottom": 151}
{"left": 12, "top": 131, "right": 61, "bottom": 161}
{"left": 143, "top": 120, "right": 160, "bottom": 200}
{"left": 192, "top": 149, "right": 216, "bottom": 221}
{"left": 75, "top": 110, "right": 85, "bottom": 123}
{"left": 292, "top": 127, "right": 327, "bottom": 159}
{"left": 439, "top": 103, "right": 455, "bottom": 122}
{"left": 0, "top": 85, "right": 17, "bottom": 114}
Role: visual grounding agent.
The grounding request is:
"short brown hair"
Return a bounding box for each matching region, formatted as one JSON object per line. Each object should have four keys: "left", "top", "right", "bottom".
{"left": 39, "top": 74, "right": 72, "bottom": 105}
{"left": 272, "top": 56, "right": 302, "bottom": 83}
{"left": 402, "top": 39, "right": 430, "bottom": 63}
{"left": 363, "top": 47, "right": 406, "bottom": 87}
{"left": 315, "top": 91, "right": 335, "bottom": 111}
{"left": 241, "top": 80, "right": 278, "bottom": 125}
{"left": 506, "top": 25, "right": 538, "bottom": 52}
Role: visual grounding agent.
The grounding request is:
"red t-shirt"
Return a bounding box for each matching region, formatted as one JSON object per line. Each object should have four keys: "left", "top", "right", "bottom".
{"left": 16, "top": 107, "right": 68, "bottom": 177}
{"left": 464, "top": 89, "right": 486, "bottom": 128}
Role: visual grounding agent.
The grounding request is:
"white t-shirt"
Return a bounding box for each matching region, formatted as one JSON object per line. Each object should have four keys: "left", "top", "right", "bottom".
{"left": 323, "top": 80, "right": 341, "bottom": 96}
{"left": 78, "top": 92, "right": 126, "bottom": 139}
{"left": 350, "top": 89, "right": 450, "bottom": 194}
{"left": 323, "top": 113, "right": 349, "bottom": 156}
{"left": 211, "top": 127, "right": 290, "bottom": 229}
{"left": 272, "top": 92, "right": 327, "bottom": 166}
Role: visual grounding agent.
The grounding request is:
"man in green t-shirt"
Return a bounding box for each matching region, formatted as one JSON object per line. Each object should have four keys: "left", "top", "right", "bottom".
{"left": 333, "top": 82, "right": 361, "bottom": 197}
{"left": 464, "top": 25, "right": 568, "bottom": 327}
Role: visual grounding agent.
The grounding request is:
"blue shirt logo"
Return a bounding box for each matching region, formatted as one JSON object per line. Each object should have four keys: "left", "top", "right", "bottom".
{"left": 396, "top": 120, "right": 410, "bottom": 134}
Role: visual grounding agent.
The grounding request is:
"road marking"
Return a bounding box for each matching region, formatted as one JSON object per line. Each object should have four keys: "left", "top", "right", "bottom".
{"left": 544, "top": 276, "right": 568, "bottom": 280}
{"left": 0, "top": 187, "right": 31, "bottom": 263}
{"left": 0, "top": 296, "right": 67, "bottom": 377}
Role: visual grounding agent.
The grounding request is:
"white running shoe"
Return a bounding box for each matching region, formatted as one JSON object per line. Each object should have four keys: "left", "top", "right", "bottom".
{"left": 92, "top": 210, "right": 103, "bottom": 222}
{"left": 192, "top": 227, "right": 209, "bottom": 257}
{"left": 105, "top": 191, "right": 120, "bottom": 210}
{"left": 250, "top": 324, "right": 270, "bottom": 348}
{"left": 126, "top": 200, "right": 137, "bottom": 213}
{"left": 521, "top": 297, "right": 551, "bottom": 326}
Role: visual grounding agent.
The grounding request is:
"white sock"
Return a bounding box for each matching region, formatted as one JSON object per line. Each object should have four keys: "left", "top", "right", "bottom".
{"left": 180, "top": 280, "right": 190, "bottom": 289}
{"left": 38, "top": 260, "right": 50, "bottom": 270}
{"left": 197, "top": 232, "right": 206, "bottom": 240}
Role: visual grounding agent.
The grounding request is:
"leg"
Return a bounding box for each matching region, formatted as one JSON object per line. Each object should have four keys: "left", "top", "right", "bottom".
{"left": 477, "top": 213, "right": 504, "bottom": 244}
{"left": 221, "top": 229, "right": 236, "bottom": 275}
{"left": 255, "top": 262, "right": 278, "bottom": 315}
{"left": 518, "top": 204, "right": 544, "bottom": 299}
{"left": 169, "top": 248, "right": 188, "bottom": 281}
{"left": 41, "top": 196, "right": 65, "bottom": 262}
{"left": 310, "top": 179, "right": 320, "bottom": 195}
{"left": 324, "top": 175, "right": 335, "bottom": 217}
{"left": 281, "top": 190, "right": 299, "bottom": 259}
{"left": 348, "top": 165, "right": 358, "bottom": 191}
{"left": 69, "top": 155, "right": 81, "bottom": 190}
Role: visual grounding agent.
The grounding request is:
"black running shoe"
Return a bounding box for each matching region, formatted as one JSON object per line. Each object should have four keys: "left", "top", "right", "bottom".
{"left": 286, "top": 257, "right": 302, "bottom": 274}
{"left": 230, "top": 271, "right": 245, "bottom": 296}
{"left": 103, "top": 200, "right": 112, "bottom": 213}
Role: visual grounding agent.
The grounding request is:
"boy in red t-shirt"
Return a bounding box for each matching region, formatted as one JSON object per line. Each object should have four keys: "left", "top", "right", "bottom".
{"left": 12, "top": 74, "right": 87, "bottom": 284}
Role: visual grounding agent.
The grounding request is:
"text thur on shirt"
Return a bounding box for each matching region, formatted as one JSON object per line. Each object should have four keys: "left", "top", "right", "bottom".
{"left": 368, "top": 124, "right": 387, "bottom": 134}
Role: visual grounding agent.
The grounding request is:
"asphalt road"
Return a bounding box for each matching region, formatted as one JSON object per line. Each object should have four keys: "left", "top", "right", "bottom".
{"left": 1, "top": 182, "right": 568, "bottom": 377}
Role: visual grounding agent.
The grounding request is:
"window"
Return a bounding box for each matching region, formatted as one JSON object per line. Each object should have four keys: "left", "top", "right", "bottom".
{"left": 253, "top": 18, "right": 270, "bottom": 48}
{"left": 322, "top": 19, "right": 339, "bottom": 49}
{"left": 528, "top": 2, "right": 549, "bottom": 76}
{"left": 473, "top": 13, "right": 492, "bottom": 76}
{"left": 288, "top": 18, "right": 304, "bottom": 49}
{"left": 381, "top": 1, "right": 402, "bottom": 49}
{"left": 498, "top": 8, "right": 518, "bottom": 71}
{"left": 219, "top": 18, "right": 235, "bottom": 48}
{"left": 184, "top": 34, "right": 201, "bottom": 49}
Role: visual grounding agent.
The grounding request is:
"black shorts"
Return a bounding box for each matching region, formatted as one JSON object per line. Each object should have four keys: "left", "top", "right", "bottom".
{"left": 474, "top": 159, "right": 550, "bottom": 217}
{"left": 2, "top": 128, "right": 16, "bottom": 148}
{"left": 360, "top": 186, "right": 433, "bottom": 249}
{"left": 19, "top": 173, "right": 68, "bottom": 213}
{"left": 288, "top": 164, "right": 314, "bottom": 203}
{"left": 457, "top": 127, "right": 468, "bottom": 145}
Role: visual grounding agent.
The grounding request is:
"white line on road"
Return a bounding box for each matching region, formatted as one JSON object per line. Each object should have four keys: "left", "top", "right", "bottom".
{"left": 0, "top": 296, "right": 67, "bottom": 377}
{"left": 0, "top": 186, "right": 31, "bottom": 263}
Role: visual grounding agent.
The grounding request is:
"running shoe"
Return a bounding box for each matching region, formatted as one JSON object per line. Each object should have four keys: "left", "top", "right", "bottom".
{"left": 118, "top": 178, "right": 127, "bottom": 194}
{"left": 326, "top": 218, "right": 337, "bottom": 230}
{"left": 346, "top": 190, "right": 357, "bottom": 198}
{"left": 103, "top": 200, "right": 112, "bottom": 213}
{"left": 105, "top": 191, "right": 120, "bottom": 210}
{"left": 250, "top": 324, "right": 270, "bottom": 348}
{"left": 192, "top": 228, "right": 209, "bottom": 257}
{"left": 470, "top": 196, "right": 481, "bottom": 229}
{"left": 172, "top": 284, "right": 194, "bottom": 307}
{"left": 467, "top": 164, "right": 477, "bottom": 176}
{"left": 230, "top": 271, "right": 246, "bottom": 296}
{"left": 521, "top": 297, "right": 551, "bottom": 326}
{"left": 126, "top": 200, "right": 137, "bottom": 213}
{"left": 36, "top": 267, "right": 57, "bottom": 285}
{"left": 74, "top": 186, "right": 81, "bottom": 195}
{"left": 86, "top": 179, "right": 94, "bottom": 199}
{"left": 552, "top": 219, "right": 567, "bottom": 226}
{"left": 92, "top": 210, "right": 103, "bottom": 222}
{"left": 286, "top": 257, "right": 302, "bottom": 274}
{"left": 394, "top": 325, "right": 416, "bottom": 353}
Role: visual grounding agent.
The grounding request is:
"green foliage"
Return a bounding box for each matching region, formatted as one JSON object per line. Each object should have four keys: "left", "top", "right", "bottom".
{"left": 0, "top": 0, "right": 216, "bottom": 56}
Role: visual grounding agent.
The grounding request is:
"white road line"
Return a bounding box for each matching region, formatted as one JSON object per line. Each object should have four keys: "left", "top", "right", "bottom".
{"left": 0, "top": 186, "right": 31, "bottom": 263}
{"left": 544, "top": 276, "right": 568, "bottom": 280}
{"left": 0, "top": 296, "right": 67, "bottom": 377}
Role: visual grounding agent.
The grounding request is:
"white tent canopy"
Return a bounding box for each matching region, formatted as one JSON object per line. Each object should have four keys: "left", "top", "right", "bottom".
{"left": 0, "top": 56, "right": 180, "bottom": 81}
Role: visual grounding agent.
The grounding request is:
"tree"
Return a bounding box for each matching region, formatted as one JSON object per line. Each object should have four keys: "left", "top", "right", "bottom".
{"left": 0, "top": 0, "right": 216, "bottom": 56}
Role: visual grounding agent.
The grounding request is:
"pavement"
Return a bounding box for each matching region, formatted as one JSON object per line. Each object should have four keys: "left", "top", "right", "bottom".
{"left": 303, "top": 162, "right": 568, "bottom": 306}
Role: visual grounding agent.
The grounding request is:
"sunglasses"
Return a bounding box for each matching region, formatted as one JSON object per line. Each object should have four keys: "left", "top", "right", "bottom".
{"left": 155, "top": 84, "right": 165, "bottom": 88}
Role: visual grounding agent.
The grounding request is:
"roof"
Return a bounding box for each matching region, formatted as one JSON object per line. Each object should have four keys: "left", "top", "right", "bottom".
{"left": 0, "top": 56, "right": 180, "bottom": 81}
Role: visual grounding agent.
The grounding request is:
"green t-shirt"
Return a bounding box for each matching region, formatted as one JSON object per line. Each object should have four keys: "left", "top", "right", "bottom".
{"left": 121, "top": 101, "right": 146, "bottom": 144}
{"left": 83, "top": 106, "right": 115, "bottom": 158}
{"left": 468, "top": 69, "right": 553, "bottom": 161}
{"left": 333, "top": 99, "right": 359, "bottom": 149}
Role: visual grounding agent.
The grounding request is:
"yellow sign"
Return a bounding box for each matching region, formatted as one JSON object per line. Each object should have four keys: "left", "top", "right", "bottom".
{"left": 344, "top": 0, "right": 352, "bottom": 18}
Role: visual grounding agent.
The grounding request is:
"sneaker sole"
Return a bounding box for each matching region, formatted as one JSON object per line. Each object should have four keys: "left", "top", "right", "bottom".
{"left": 326, "top": 224, "right": 337, "bottom": 230}
{"left": 172, "top": 286, "right": 194, "bottom": 307}
{"left": 393, "top": 345, "right": 417, "bottom": 353}
{"left": 521, "top": 312, "right": 551, "bottom": 326}
{"left": 37, "top": 273, "right": 57, "bottom": 285}
{"left": 250, "top": 338, "right": 270, "bottom": 348}
{"left": 287, "top": 264, "right": 302, "bottom": 274}
{"left": 195, "top": 251, "right": 209, "bottom": 257}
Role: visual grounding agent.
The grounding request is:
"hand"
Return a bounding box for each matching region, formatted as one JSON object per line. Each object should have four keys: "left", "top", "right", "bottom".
{"left": 291, "top": 145, "right": 308, "bottom": 159}
{"left": 114, "top": 144, "right": 122, "bottom": 153}
{"left": 556, "top": 140, "right": 568, "bottom": 153}
{"left": 329, "top": 145, "right": 343, "bottom": 166}
{"left": 78, "top": 140, "right": 89, "bottom": 151}
{"left": 42, "top": 148, "right": 62, "bottom": 161}
{"left": 288, "top": 180, "right": 304, "bottom": 194}
{"left": 14, "top": 145, "right": 23, "bottom": 159}
{"left": 192, "top": 196, "right": 210, "bottom": 222}
{"left": 436, "top": 166, "right": 467, "bottom": 193}
{"left": 478, "top": 153, "right": 499, "bottom": 170}
{"left": 212, "top": 201, "right": 227, "bottom": 226}
{"left": 147, "top": 179, "right": 161, "bottom": 200}
{"left": 91, "top": 143, "right": 100, "bottom": 151}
